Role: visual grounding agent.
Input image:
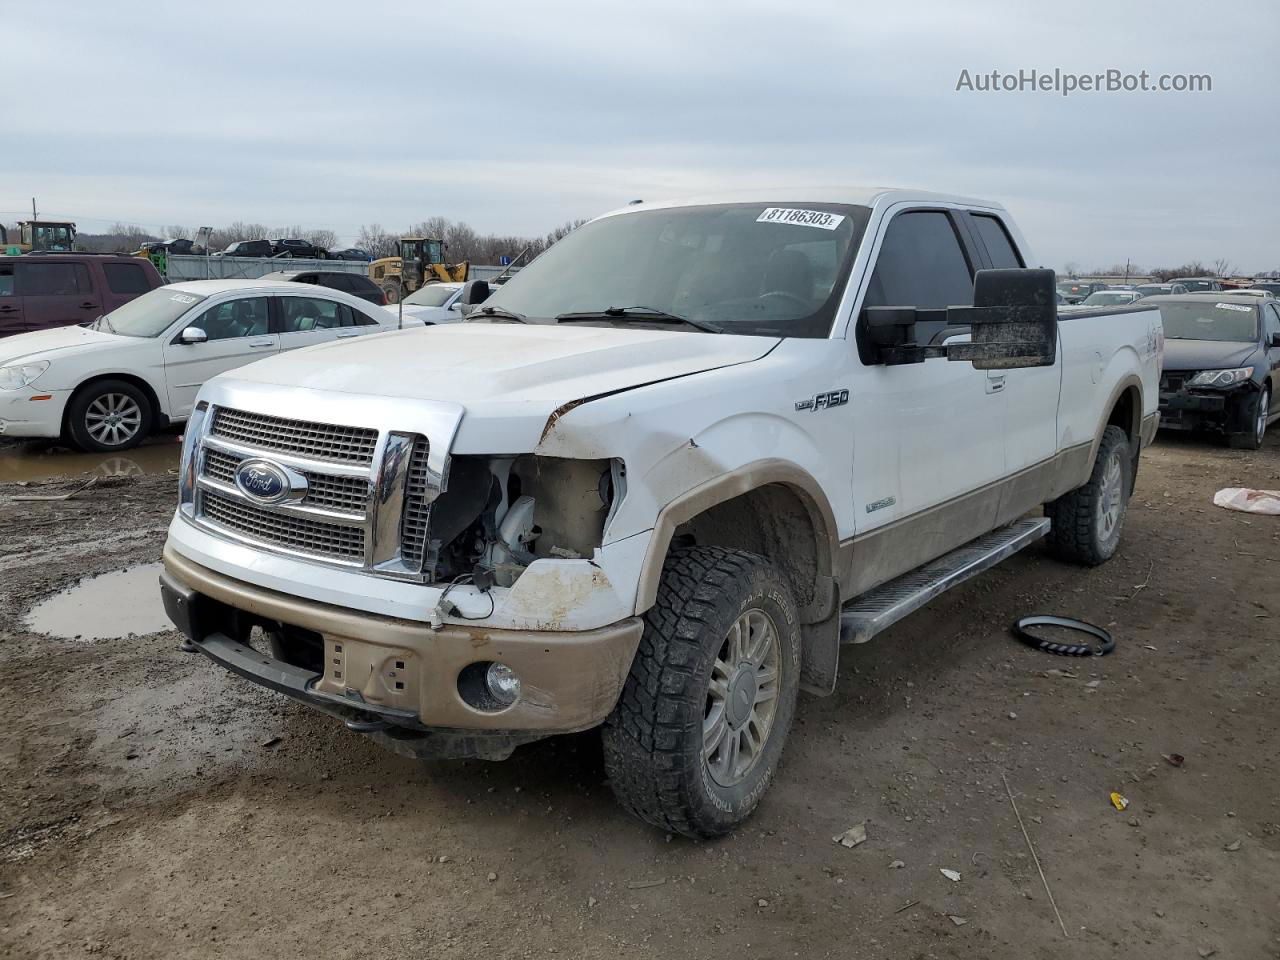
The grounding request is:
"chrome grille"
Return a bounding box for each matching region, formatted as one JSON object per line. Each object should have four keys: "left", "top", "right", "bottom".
{"left": 201, "top": 490, "right": 366, "bottom": 562}
{"left": 399, "top": 438, "right": 432, "bottom": 567}
{"left": 202, "top": 448, "right": 369, "bottom": 515}
{"left": 210, "top": 407, "right": 378, "bottom": 464}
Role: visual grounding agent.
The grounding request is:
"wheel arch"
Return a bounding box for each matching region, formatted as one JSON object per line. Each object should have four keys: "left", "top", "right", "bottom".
{"left": 62, "top": 372, "right": 167, "bottom": 437}
{"left": 633, "top": 459, "right": 843, "bottom": 696}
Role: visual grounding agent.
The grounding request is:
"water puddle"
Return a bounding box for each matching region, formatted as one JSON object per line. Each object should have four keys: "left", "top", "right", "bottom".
{"left": 25, "top": 562, "right": 171, "bottom": 641}
{"left": 0, "top": 436, "right": 181, "bottom": 485}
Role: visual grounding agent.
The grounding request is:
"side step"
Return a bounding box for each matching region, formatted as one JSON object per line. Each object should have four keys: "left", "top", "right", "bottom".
{"left": 839, "top": 517, "right": 1050, "bottom": 644}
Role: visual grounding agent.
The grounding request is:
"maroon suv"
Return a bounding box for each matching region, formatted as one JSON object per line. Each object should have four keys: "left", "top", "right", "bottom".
{"left": 0, "top": 255, "right": 164, "bottom": 337}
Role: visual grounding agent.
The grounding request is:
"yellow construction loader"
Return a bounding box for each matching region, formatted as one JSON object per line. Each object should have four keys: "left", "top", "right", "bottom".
{"left": 0, "top": 220, "right": 77, "bottom": 254}
{"left": 369, "top": 237, "right": 469, "bottom": 303}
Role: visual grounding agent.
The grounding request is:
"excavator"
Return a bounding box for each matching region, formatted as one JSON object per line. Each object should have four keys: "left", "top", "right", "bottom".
{"left": 368, "top": 236, "right": 469, "bottom": 304}
{"left": 0, "top": 220, "right": 77, "bottom": 254}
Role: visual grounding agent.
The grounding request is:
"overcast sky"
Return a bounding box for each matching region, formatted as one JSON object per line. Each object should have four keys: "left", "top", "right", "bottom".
{"left": 6, "top": 0, "right": 1277, "bottom": 271}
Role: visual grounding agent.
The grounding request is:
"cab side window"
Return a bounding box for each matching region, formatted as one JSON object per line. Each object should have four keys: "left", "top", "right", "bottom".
{"left": 864, "top": 211, "right": 974, "bottom": 310}
{"left": 970, "top": 214, "right": 1024, "bottom": 268}
{"left": 192, "top": 297, "right": 270, "bottom": 342}
{"left": 0, "top": 264, "right": 13, "bottom": 296}
{"left": 1266, "top": 304, "right": 1280, "bottom": 341}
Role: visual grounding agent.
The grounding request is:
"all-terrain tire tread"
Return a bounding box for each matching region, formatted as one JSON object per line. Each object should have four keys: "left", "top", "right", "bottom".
{"left": 1046, "top": 425, "right": 1130, "bottom": 566}
{"left": 602, "top": 546, "right": 780, "bottom": 837}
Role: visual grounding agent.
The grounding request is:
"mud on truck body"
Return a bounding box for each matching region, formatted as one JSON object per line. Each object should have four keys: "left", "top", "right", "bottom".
{"left": 160, "top": 188, "right": 1162, "bottom": 836}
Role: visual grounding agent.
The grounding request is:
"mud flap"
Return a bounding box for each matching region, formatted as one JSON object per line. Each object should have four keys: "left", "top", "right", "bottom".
{"left": 799, "top": 577, "right": 840, "bottom": 696}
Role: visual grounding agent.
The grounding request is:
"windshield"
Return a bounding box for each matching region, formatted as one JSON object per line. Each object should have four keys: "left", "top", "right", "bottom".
{"left": 1158, "top": 302, "right": 1258, "bottom": 342}
{"left": 404, "top": 284, "right": 459, "bottom": 307}
{"left": 96, "top": 287, "right": 207, "bottom": 337}
{"left": 1175, "top": 279, "right": 1215, "bottom": 291}
{"left": 480, "top": 202, "right": 872, "bottom": 337}
{"left": 1135, "top": 285, "right": 1167, "bottom": 295}
{"left": 1083, "top": 291, "right": 1137, "bottom": 305}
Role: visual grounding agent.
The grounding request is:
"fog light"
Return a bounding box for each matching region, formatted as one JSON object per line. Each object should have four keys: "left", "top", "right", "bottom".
{"left": 485, "top": 663, "right": 521, "bottom": 705}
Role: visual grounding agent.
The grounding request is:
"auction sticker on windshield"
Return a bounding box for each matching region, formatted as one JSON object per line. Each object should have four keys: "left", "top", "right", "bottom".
{"left": 757, "top": 208, "right": 845, "bottom": 230}
{"left": 170, "top": 294, "right": 198, "bottom": 304}
{"left": 1214, "top": 302, "right": 1252, "bottom": 312}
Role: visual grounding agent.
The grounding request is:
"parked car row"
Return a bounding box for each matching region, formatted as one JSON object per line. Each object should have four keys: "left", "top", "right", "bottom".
{"left": 0, "top": 279, "right": 427, "bottom": 451}
{"left": 1057, "top": 276, "right": 1279, "bottom": 306}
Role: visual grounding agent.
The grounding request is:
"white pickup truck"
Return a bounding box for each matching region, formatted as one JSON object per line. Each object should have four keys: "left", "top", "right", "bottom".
{"left": 160, "top": 188, "right": 1162, "bottom": 837}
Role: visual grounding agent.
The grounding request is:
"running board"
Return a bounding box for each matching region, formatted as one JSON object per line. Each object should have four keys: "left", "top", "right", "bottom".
{"left": 839, "top": 517, "right": 1050, "bottom": 644}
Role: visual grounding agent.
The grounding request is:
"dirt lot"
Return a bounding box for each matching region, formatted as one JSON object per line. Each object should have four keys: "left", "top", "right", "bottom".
{"left": 1, "top": 432, "right": 1277, "bottom": 960}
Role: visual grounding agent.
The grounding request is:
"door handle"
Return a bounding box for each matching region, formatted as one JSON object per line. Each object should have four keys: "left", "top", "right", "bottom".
{"left": 985, "top": 374, "right": 1006, "bottom": 394}
{"left": 336, "top": 331, "right": 359, "bottom": 338}
{"left": 248, "top": 339, "right": 275, "bottom": 348}
{"left": 79, "top": 302, "right": 100, "bottom": 310}
{"left": 0, "top": 306, "right": 17, "bottom": 313}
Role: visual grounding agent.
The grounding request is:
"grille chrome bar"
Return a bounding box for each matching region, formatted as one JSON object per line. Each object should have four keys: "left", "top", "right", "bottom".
{"left": 200, "top": 489, "right": 368, "bottom": 563}
{"left": 210, "top": 407, "right": 378, "bottom": 464}
{"left": 202, "top": 434, "right": 372, "bottom": 479}
{"left": 202, "top": 447, "right": 369, "bottom": 516}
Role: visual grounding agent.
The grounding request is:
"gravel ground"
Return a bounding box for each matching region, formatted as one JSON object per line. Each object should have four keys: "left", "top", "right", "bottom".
{"left": 0, "top": 431, "right": 1277, "bottom": 960}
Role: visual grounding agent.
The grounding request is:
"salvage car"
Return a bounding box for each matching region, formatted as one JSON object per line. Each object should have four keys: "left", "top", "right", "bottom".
{"left": 1135, "top": 282, "right": 1189, "bottom": 297}
{"left": 0, "top": 254, "right": 164, "bottom": 337}
{"left": 0, "top": 279, "right": 403, "bottom": 451}
{"left": 214, "top": 240, "right": 273, "bottom": 258}
{"left": 1081, "top": 289, "right": 1145, "bottom": 306}
{"left": 384, "top": 280, "right": 465, "bottom": 324}
{"left": 1170, "top": 276, "right": 1223, "bottom": 293}
{"left": 260, "top": 270, "right": 387, "bottom": 305}
{"left": 159, "top": 188, "right": 1161, "bottom": 837}
{"left": 1151, "top": 293, "right": 1280, "bottom": 448}
{"left": 1056, "top": 279, "right": 1106, "bottom": 303}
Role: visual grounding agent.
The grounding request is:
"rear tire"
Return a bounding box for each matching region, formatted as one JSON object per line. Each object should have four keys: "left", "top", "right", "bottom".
{"left": 65, "top": 379, "right": 154, "bottom": 452}
{"left": 1046, "top": 425, "right": 1132, "bottom": 566}
{"left": 381, "top": 283, "right": 401, "bottom": 304}
{"left": 602, "top": 546, "right": 800, "bottom": 838}
{"left": 1227, "top": 387, "right": 1269, "bottom": 450}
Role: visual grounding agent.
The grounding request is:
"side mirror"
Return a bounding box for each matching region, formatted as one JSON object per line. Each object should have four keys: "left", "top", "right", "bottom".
{"left": 1270, "top": 333, "right": 1280, "bottom": 348}
{"left": 946, "top": 268, "right": 1058, "bottom": 369}
{"left": 179, "top": 326, "right": 208, "bottom": 345}
{"left": 458, "top": 279, "right": 491, "bottom": 316}
{"left": 448, "top": 301, "right": 461, "bottom": 311}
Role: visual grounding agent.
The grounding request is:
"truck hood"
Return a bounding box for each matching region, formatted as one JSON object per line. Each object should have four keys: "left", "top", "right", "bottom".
{"left": 0, "top": 324, "right": 129, "bottom": 365}
{"left": 1162, "top": 338, "right": 1259, "bottom": 372}
{"left": 224, "top": 323, "right": 779, "bottom": 452}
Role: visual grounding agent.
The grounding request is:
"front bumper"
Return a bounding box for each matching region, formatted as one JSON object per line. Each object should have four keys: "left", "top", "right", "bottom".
{"left": 0, "top": 387, "right": 69, "bottom": 438}
{"left": 161, "top": 544, "right": 643, "bottom": 755}
{"left": 1158, "top": 382, "right": 1257, "bottom": 433}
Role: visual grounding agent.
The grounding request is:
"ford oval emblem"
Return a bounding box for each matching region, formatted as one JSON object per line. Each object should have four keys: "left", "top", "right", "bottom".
{"left": 234, "top": 458, "right": 297, "bottom": 504}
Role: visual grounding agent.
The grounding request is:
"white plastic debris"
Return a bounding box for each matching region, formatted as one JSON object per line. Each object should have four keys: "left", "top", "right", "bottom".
{"left": 832, "top": 822, "right": 867, "bottom": 848}
{"left": 1213, "top": 487, "right": 1280, "bottom": 516}
{"left": 940, "top": 868, "right": 961, "bottom": 882}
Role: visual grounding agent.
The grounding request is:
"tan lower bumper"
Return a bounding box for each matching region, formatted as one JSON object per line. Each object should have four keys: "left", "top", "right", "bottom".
{"left": 163, "top": 545, "right": 643, "bottom": 733}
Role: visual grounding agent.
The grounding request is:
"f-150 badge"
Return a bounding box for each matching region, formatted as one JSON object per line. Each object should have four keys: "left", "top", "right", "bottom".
{"left": 795, "top": 389, "right": 849, "bottom": 412}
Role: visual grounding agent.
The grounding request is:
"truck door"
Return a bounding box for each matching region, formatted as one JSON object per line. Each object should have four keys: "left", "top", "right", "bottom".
{"left": 849, "top": 208, "right": 1006, "bottom": 564}
{"left": 962, "top": 212, "right": 1059, "bottom": 475}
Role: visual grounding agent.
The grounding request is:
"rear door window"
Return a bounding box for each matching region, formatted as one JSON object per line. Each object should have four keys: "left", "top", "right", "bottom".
{"left": 0, "top": 264, "right": 13, "bottom": 296}
{"left": 970, "top": 214, "right": 1024, "bottom": 268}
{"left": 104, "top": 262, "right": 152, "bottom": 294}
{"left": 280, "top": 296, "right": 342, "bottom": 332}
{"left": 16, "top": 261, "right": 92, "bottom": 296}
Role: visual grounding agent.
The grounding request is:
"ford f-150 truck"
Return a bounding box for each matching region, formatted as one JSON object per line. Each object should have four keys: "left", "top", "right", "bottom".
{"left": 159, "top": 188, "right": 1162, "bottom": 837}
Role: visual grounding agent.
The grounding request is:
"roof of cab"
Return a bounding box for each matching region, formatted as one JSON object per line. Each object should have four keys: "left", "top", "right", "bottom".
{"left": 595, "top": 186, "right": 1007, "bottom": 220}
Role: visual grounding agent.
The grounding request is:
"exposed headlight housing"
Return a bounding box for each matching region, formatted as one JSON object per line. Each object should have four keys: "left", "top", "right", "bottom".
{"left": 1187, "top": 367, "right": 1253, "bottom": 388}
{"left": 0, "top": 360, "right": 50, "bottom": 391}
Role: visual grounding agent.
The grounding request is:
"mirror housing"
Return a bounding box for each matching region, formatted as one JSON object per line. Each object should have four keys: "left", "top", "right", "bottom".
{"left": 178, "top": 326, "right": 208, "bottom": 345}
{"left": 458, "top": 279, "right": 491, "bottom": 316}
{"left": 945, "top": 268, "right": 1058, "bottom": 369}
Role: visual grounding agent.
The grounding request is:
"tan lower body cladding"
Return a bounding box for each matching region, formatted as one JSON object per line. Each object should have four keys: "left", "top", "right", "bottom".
{"left": 163, "top": 545, "right": 643, "bottom": 733}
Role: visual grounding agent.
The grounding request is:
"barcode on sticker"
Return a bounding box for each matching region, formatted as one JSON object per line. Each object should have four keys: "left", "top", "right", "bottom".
{"left": 757, "top": 208, "right": 845, "bottom": 230}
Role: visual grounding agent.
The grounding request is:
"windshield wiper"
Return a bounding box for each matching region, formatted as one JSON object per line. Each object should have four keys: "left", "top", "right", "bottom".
{"left": 476, "top": 305, "right": 531, "bottom": 324}
{"left": 555, "top": 305, "right": 722, "bottom": 334}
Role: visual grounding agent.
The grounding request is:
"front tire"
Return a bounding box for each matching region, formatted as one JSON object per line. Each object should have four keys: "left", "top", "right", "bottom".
{"left": 381, "top": 283, "right": 401, "bottom": 304}
{"left": 602, "top": 546, "right": 800, "bottom": 838}
{"left": 1046, "top": 425, "right": 1132, "bottom": 566}
{"left": 65, "top": 379, "right": 153, "bottom": 452}
{"left": 1228, "top": 387, "right": 1270, "bottom": 450}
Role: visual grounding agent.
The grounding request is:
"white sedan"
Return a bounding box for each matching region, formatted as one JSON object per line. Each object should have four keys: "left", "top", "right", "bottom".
{"left": 381, "top": 281, "right": 465, "bottom": 325}
{"left": 0, "top": 279, "right": 412, "bottom": 451}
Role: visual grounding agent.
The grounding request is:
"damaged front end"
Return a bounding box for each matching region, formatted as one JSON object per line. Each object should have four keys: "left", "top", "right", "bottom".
{"left": 422, "top": 453, "right": 627, "bottom": 591}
